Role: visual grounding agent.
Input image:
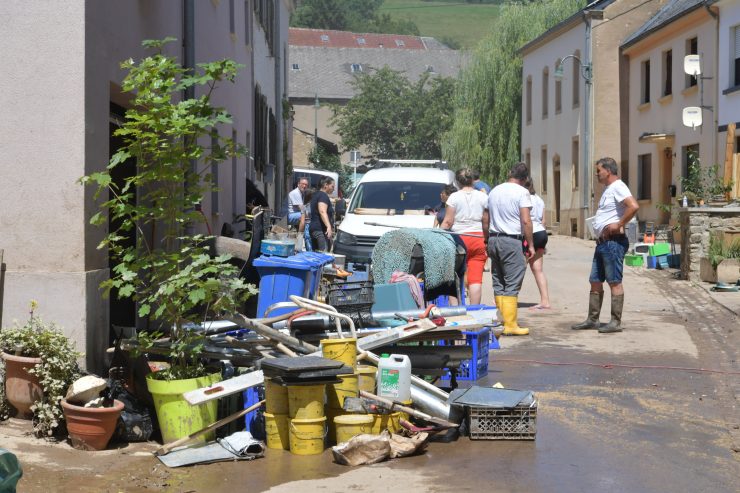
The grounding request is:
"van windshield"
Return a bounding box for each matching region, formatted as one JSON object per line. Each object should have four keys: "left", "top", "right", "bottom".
{"left": 349, "top": 182, "right": 444, "bottom": 213}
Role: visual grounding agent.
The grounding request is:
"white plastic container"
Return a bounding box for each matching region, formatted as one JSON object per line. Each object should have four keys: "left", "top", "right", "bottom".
{"left": 377, "top": 354, "right": 411, "bottom": 401}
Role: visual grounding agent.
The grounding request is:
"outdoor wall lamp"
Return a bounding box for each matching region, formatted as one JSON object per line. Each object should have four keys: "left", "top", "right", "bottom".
{"left": 554, "top": 54, "right": 592, "bottom": 83}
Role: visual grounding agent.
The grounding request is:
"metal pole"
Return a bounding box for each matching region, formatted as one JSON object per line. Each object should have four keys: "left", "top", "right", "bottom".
{"left": 314, "top": 93, "right": 319, "bottom": 146}
{"left": 582, "top": 14, "right": 593, "bottom": 228}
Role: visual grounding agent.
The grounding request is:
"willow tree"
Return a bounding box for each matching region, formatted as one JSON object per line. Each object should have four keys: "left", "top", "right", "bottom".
{"left": 442, "top": 0, "right": 586, "bottom": 182}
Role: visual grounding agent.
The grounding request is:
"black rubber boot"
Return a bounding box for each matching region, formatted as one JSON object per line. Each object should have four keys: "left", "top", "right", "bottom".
{"left": 571, "top": 292, "right": 603, "bottom": 330}
{"left": 599, "top": 294, "right": 624, "bottom": 333}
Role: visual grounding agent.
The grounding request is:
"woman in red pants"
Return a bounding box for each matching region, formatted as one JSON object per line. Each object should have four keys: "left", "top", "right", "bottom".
{"left": 441, "top": 168, "right": 489, "bottom": 305}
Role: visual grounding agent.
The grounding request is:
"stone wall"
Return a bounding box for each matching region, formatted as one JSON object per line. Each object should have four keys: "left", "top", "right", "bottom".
{"left": 679, "top": 207, "right": 740, "bottom": 281}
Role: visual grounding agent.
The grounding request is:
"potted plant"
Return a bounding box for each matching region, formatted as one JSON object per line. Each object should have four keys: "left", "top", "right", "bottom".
{"left": 0, "top": 301, "right": 81, "bottom": 438}
{"left": 81, "top": 39, "right": 256, "bottom": 444}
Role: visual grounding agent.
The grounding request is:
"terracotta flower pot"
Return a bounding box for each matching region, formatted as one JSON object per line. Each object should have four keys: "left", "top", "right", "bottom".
{"left": 61, "top": 399, "right": 124, "bottom": 451}
{"left": 1, "top": 352, "right": 43, "bottom": 419}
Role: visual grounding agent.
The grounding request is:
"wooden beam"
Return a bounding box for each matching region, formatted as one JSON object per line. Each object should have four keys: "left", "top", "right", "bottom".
{"left": 724, "top": 122, "right": 736, "bottom": 200}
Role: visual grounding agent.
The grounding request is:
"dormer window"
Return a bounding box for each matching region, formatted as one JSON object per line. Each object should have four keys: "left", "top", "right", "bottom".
{"left": 425, "top": 65, "right": 435, "bottom": 73}
{"left": 320, "top": 34, "right": 329, "bottom": 43}
{"left": 395, "top": 39, "right": 405, "bottom": 47}
{"left": 291, "top": 63, "right": 300, "bottom": 71}
{"left": 357, "top": 37, "right": 366, "bottom": 45}
{"left": 351, "top": 63, "right": 363, "bottom": 73}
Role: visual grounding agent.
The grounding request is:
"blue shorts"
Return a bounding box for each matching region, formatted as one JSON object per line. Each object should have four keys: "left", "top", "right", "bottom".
{"left": 589, "top": 237, "right": 629, "bottom": 284}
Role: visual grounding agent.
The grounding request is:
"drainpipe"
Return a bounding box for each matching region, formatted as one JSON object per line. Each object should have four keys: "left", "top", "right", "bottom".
{"left": 184, "top": 0, "right": 196, "bottom": 235}
{"left": 704, "top": 1, "right": 719, "bottom": 169}
{"left": 274, "top": 3, "right": 284, "bottom": 212}
{"left": 582, "top": 11, "right": 594, "bottom": 222}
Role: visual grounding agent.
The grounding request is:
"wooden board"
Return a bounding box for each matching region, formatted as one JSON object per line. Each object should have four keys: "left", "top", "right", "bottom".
{"left": 725, "top": 123, "right": 736, "bottom": 200}
{"left": 183, "top": 370, "right": 264, "bottom": 406}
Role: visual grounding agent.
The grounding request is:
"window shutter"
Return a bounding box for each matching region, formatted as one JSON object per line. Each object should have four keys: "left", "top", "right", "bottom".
{"left": 735, "top": 26, "right": 740, "bottom": 58}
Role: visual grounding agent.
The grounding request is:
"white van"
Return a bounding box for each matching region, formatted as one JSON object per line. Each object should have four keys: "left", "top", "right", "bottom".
{"left": 333, "top": 166, "right": 456, "bottom": 264}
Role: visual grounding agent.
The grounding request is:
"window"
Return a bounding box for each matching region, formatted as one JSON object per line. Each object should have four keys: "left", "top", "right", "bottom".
{"left": 291, "top": 63, "right": 299, "bottom": 70}
{"left": 542, "top": 67, "right": 549, "bottom": 118}
{"left": 686, "top": 37, "right": 698, "bottom": 88}
{"left": 572, "top": 137, "right": 579, "bottom": 190}
{"left": 641, "top": 59, "right": 651, "bottom": 104}
{"left": 395, "top": 39, "right": 405, "bottom": 47}
{"left": 541, "top": 147, "right": 548, "bottom": 193}
{"left": 555, "top": 59, "right": 562, "bottom": 113}
{"left": 526, "top": 76, "right": 532, "bottom": 124}
{"left": 525, "top": 150, "right": 531, "bottom": 169}
{"left": 681, "top": 143, "right": 700, "bottom": 185}
{"left": 662, "top": 49, "right": 672, "bottom": 96}
{"left": 357, "top": 37, "right": 366, "bottom": 45}
{"left": 637, "top": 153, "right": 652, "bottom": 200}
{"left": 425, "top": 65, "right": 435, "bottom": 73}
{"left": 573, "top": 50, "right": 580, "bottom": 107}
{"left": 321, "top": 34, "right": 329, "bottom": 42}
{"left": 350, "top": 63, "right": 362, "bottom": 73}
{"left": 733, "top": 26, "right": 740, "bottom": 86}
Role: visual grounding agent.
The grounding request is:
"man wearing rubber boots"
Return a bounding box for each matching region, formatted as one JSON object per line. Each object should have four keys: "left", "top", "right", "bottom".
{"left": 572, "top": 157, "right": 639, "bottom": 333}
{"left": 483, "top": 162, "right": 534, "bottom": 336}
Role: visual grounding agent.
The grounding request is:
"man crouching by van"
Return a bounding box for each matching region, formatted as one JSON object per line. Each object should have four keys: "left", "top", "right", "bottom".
{"left": 484, "top": 162, "right": 535, "bottom": 336}
{"left": 309, "top": 176, "right": 336, "bottom": 251}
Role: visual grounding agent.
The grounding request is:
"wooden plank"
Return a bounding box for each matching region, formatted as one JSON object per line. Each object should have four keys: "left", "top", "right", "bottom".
{"left": 183, "top": 370, "right": 264, "bottom": 406}
{"left": 735, "top": 153, "right": 740, "bottom": 199}
{"left": 724, "top": 122, "right": 736, "bottom": 200}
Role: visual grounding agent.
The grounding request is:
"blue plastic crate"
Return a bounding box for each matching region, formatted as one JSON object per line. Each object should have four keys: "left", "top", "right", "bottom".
{"left": 461, "top": 304, "right": 500, "bottom": 349}
{"left": 440, "top": 327, "right": 491, "bottom": 381}
{"left": 668, "top": 253, "right": 680, "bottom": 269}
{"left": 260, "top": 239, "right": 296, "bottom": 257}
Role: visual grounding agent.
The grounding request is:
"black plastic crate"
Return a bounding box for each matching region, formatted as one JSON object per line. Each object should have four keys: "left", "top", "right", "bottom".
{"left": 468, "top": 400, "right": 537, "bottom": 440}
{"left": 326, "top": 281, "right": 374, "bottom": 313}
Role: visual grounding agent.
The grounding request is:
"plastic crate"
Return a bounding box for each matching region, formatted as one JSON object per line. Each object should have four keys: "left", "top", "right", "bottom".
{"left": 668, "top": 253, "right": 681, "bottom": 268}
{"left": 625, "top": 254, "right": 643, "bottom": 267}
{"left": 646, "top": 254, "right": 668, "bottom": 269}
{"left": 327, "top": 280, "right": 375, "bottom": 314}
{"left": 648, "top": 242, "right": 670, "bottom": 257}
{"left": 468, "top": 399, "right": 537, "bottom": 440}
{"left": 260, "top": 239, "right": 296, "bottom": 257}
{"left": 440, "top": 327, "right": 490, "bottom": 381}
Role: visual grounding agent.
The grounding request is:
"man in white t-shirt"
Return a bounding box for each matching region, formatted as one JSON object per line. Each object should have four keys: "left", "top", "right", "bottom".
{"left": 287, "top": 177, "right": 308, "bottom": 226}
{"left": 483, "top": 162, "right": 535, "bottom": 336}
{"left": 572, "top": 157, "right": 639, "bottom": 333}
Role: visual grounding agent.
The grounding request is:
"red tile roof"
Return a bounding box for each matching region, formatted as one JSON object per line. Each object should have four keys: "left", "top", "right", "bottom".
{"left": 289, "top": 28, "right": 426, "bottom": 50}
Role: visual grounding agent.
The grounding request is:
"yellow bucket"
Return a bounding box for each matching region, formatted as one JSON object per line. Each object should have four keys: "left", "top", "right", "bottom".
{"left": 326, "top": 373, "right": 359, "bottom": 410}
{"left": 325, "top": 407, "right": 345, "bottom": 445}
{"left": 334, "top": 414, "right": 373, "bottom": 444}
{"left": 370, "top": 412, "right": 401, "bottom": 435}
{"left": 287, "top": 384, "right": 325, "bottom": 419}
{"left": 321, "top": 338, "right": 357, "bottom": 370}
{"left": 356, "top": 365, "right": 376, "bottom": 393}
{"left": 264, "top": 412, "right": 290, "bottom": 450}
{"left": 289, "top": 417, "right": 326, "bottom": 455}
{"left": 264, "top": 378, "right": 289, "bottom": 415}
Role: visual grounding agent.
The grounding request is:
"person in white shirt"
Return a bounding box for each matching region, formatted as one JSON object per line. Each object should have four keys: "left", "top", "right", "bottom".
{"left": 441, "top": 168, "right": 489, "bottom": 305}
{"left": 287, "top": 177, "right": 309, "bottom": 226}
{"left": 483, "top": 162, "right": 534, "bottom": 336}
{"left": 572, "top": 157, "right": 639, "bottom": 333}
{"left": 523, "top": 178, "right": 551, "bottom": 310}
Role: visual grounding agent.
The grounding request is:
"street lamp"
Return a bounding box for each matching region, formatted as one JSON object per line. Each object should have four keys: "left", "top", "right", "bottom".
{"left": 555, "top": 54, "right": 593, "bottom": 219}
{"left": 313, "top": 94, "right": 320, "bottom": 146}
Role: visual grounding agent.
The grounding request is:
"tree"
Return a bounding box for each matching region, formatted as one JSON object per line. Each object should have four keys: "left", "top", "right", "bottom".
{"left": 82, "top": 39, "right": 257, "bottom": 380}
{"left": 331, "top": 67, "right": 456, "bottom": 159}
{"left": 442, "top": 0, "right": 586, "bottom": 182}
{"left": 307, "top": 146, "right": 354, "bottom": 196}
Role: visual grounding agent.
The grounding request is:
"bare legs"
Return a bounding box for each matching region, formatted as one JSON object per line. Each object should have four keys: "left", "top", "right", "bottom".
{"left": 528, "top": 250, "right": 551, "bottom": 309}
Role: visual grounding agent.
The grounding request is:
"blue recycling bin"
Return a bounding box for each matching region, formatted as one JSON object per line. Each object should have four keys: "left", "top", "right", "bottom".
{"left": 253, "top": 253, "right": 334, "bottom": 318}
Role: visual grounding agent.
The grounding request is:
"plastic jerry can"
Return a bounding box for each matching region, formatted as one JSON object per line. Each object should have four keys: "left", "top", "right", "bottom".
{"left": 376, "top": 354, "right": 411, "bottom": 401}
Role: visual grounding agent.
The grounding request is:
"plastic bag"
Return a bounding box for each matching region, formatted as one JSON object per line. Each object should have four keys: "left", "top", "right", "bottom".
{"left": 0, "top": 449, "right": 22, "bottom": 493}
{"left": 109, "top": 381, "right": 153, "bottom": 442}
